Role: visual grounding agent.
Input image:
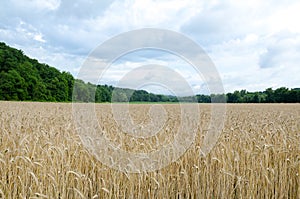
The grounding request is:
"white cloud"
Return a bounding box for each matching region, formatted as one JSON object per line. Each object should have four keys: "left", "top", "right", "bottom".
{"left": 33, "top": 34, "right": 46, "bottom": 43}
{"left": 117, "top": 0, "right": 199, "bottom": 25}
{"left": 11, "top": 0, "right": 61, "bottom": 11}
{"left": 1, "top": 0, "right": 300, "bottom": 94}
{"left": 263, "top": 2, "right": 300, "bottom": 34}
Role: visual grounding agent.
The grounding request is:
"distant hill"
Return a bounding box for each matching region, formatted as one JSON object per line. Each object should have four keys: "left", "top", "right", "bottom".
{"left": 0, "top": 42, "right": 299, "bottom": 103}
{"left": 0, "top": 42, "right": 74, "bottom": 101}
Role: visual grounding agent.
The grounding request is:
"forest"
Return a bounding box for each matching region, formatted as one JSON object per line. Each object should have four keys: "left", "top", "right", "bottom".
{"left": 0, "top": 42, "right": 299, "bottom": 103}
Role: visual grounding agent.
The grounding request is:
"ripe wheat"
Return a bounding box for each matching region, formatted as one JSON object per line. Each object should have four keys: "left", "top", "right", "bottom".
{"left": 0, "top": 102, "right": 299, "bottom": 198}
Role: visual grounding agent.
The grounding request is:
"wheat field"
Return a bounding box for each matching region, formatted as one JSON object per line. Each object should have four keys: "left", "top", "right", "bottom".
{"left": 0, "top": 101, "right": 299, "bottom": 198}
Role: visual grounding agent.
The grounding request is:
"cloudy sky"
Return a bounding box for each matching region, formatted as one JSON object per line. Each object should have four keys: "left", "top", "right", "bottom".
{"left": 1, "top": 0, "right": 299, "bottom": 95}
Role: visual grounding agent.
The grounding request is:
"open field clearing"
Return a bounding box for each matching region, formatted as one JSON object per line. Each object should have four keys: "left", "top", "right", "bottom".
{"left": 0, "top": 102, "right": 299, "bottom": 198}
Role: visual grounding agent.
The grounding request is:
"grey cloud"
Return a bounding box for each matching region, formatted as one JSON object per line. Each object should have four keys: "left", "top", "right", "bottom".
{"left": 180, "top": 2, "right": 244, "bottom": 45}
{"left": 116, "top": 64, "right": 196, "bottom": 96}
{"left": 56, "top": 0, "right": 114, "bottom": 19}
{"left": 259, "top": 48, "right": 280, "bottom": 68}
{"left": 0, "top": 0, "right": 115, "bottom": 56}
{"left": 180, "top": 0, "right": 294, "bottom": 46}
{"left": 259, "top": 32, "right": 300, "bottom": 68}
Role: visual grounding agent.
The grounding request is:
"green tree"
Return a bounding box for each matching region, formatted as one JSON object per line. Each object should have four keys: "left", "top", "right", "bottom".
{"left": 0, "top": 70, "right": 27, "bottom": 100}
{"left": 264, "top": 88, "right": 275, "bottom": 103}
{"left": 274, "top": 87, "right": 289, "bottom": 103}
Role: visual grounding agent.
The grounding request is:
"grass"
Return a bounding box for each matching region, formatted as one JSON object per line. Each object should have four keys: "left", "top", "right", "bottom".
{"left": 0, "top": 102, "right": 299, "bottom": 198}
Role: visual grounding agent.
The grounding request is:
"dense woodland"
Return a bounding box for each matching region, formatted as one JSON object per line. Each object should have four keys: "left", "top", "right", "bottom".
{"left": 0, "top": 42, "right": 299, "bottom": 103}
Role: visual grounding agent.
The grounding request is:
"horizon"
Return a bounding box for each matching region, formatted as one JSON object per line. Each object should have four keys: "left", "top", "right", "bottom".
{"left": 2, "top": 41, "right": 300, "bottom": 97}
{"left": 1, "top": 40, "right": 299, "bottom": 98}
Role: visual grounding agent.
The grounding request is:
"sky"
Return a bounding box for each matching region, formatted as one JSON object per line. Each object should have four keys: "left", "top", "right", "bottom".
{"left": 1, "top": 0, "right": 300, "bottom": 95}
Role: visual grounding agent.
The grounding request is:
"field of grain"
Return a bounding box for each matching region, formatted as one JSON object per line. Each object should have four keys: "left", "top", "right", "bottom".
{"left": 0, "top": 102, "right": 299, "bottom": 198}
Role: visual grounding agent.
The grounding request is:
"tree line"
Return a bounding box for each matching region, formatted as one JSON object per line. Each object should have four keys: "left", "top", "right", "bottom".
{"left": 0, "top": 42, "right": 299, "bottom": 103}
{"left": 196, "top": 88, "right": 300, "bottom": 103}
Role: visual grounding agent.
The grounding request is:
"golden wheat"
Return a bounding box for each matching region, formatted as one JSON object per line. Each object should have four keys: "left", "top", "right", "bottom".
{"left": 0, "top": 102, "right": 299, "bottom": 198}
